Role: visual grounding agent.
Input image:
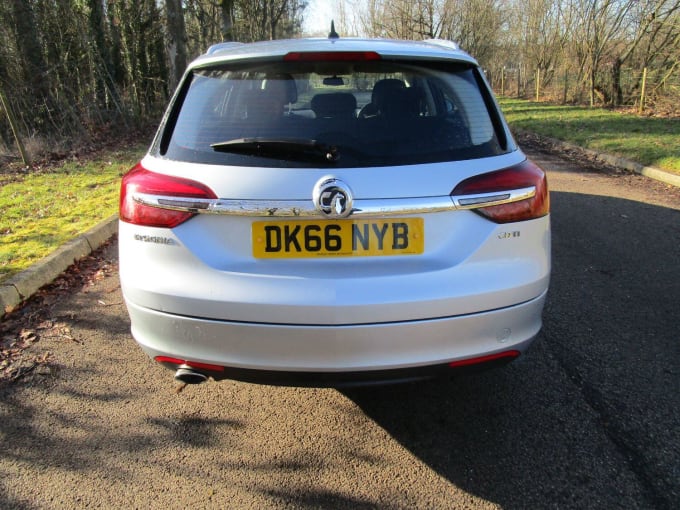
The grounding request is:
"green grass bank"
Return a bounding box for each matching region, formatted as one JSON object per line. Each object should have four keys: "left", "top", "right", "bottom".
{"left": 499, "top": 99, "right": 680, "bottom": 175}
{"left": 1, "top": 145, "right": 145, "bottom": 282}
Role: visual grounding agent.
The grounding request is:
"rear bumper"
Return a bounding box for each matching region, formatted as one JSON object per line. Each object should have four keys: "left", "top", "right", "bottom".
{"left": 125, "top": 290, "right": 547, "bottom": 386}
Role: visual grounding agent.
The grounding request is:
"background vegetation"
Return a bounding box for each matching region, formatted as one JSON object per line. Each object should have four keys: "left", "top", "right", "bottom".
{"left": 0, "top": 1, "right": 678, "bottom": 163}
{"left": 0, "top": 0, "right": 306, "bottom": 162}
{"left": 348, "top": 1, "right": 680, "bottom": 112}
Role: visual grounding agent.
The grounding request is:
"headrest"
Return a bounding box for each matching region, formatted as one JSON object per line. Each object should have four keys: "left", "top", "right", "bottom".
{"left": 262, "top": 75, "right": 297, "bottom": 104}
{"left": 371, "top": 79, "right": 406, "bottom": 105}
{"left": 311, "top": 93, "right": 357, "bottom": 118}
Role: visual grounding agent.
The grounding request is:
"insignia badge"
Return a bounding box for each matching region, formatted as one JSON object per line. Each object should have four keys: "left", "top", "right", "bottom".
{"left": 312, "top": 177, "right": 354, "bottom": 218}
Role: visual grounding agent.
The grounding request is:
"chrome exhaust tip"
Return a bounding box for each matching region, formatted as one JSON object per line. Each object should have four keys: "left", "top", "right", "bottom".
{"left": 174, "top": 366, "right": 209, "bottom": 385}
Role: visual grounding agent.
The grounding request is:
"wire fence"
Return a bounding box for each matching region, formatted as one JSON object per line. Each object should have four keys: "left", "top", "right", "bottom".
{"left": 488, "top": 65, "right": 680, "bottom": 115}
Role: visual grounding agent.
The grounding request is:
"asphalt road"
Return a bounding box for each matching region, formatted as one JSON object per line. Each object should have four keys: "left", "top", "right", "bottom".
{"left": 1, "top": 145, "right": 679, "bottom": 509}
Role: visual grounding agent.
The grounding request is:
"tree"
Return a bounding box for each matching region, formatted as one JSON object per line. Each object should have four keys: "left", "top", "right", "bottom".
{"left": 515, "top": 1, "right": 571, "bottom": 88}
{"left": 89, "top": 0, "right": 122, "bottom": 111}
{"left": 236, "top": 0, "right": 305, "bottom": 41}
{"left": 361, "top": 0, "right": 443, "bottom": 39}
{"left": 10, "top": 0, "right": 49, "bottom": 111}
{"left": 440, "top": 0, "right": 506, "bottom": 65}
{"left": 221, "top": 0, "right": 235, "bottom": 41}
{"left": 609, "top": 1, "right": 680, "bottom": 105}
{"left": 166, "top": 0, "right": 188, "bottom": 90}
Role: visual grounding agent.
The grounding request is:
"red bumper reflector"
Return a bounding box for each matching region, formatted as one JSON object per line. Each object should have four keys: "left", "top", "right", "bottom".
{"left": 155, "top": 356, "right": 225, "bottom": 372}
{"left": 448, "top": 350, "right": 520, "bottom": 368}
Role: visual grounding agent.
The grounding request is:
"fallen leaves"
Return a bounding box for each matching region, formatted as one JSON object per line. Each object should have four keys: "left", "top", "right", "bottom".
{"left": 1, "top": 327, "right": 43, "bottom": 382}
{"left": 19, "top": 328, "right": 38, "bottom": 343}
{"left": 1, "top": 350, "right": 56, "bottom": 383}
{"left": 0, "top": 313, "right": 85, "bottom": 383}
{"left": 1, "top": 237, "right": 117, "bottom": 385}
{"left": 2, "top": 327, "right": 39, "bottom": 359}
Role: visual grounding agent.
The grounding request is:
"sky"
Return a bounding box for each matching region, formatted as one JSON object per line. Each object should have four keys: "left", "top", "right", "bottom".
{"left": 303, "top": 0, "right": 343, "bottom": 36}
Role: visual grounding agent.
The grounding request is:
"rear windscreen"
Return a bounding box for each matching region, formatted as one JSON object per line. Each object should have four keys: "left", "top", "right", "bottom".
{"left": 157, "top": 59, "right": 509, "bottom": 168}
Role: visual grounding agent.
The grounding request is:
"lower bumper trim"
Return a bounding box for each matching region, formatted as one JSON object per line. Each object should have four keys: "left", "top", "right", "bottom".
{"left": 156, "top": 350, "right": 523, "bottom": 388}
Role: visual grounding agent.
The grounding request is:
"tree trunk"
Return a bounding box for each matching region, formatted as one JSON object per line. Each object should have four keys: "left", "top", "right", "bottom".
{"left": 220, "top": 0, "right": 234, "bottom": 41}
{"left": 107, "top": 0, "right": 126, "bottom": 88}
{"left": 611, "top": 57, "right": 623, "bottom": 106}
{"left": 166, "top": 0, "right": 188, "bottom": 90}
{"left": 88, "top": 0, "right": 122, "bottom": 110}
{"left": 10, "top": 0, "right": 49, "bottom": 103}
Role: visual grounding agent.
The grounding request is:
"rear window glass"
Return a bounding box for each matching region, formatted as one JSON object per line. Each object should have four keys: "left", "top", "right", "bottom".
{"left": 157, "top": 59, "right": 508, "bottom": 168}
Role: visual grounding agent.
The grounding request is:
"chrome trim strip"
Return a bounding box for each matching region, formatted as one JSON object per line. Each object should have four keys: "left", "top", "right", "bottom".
{"left": 132, "top": 186, "right": 535, "bottom": 218}
{"left": 451, "top": 186, "right": 536, "bottom": 210}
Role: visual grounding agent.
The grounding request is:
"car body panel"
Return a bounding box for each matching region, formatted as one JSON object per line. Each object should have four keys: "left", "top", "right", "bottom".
{"left": 119, "top": 212, "right": 549, "bottom": 325}
{"left": 127, "top": 291, "right": 546, "bottom": 373}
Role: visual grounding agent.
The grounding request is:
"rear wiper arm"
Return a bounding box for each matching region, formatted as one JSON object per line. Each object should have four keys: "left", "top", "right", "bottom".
{"left": 211, "top": 137, "right": 339, "bottom": 162}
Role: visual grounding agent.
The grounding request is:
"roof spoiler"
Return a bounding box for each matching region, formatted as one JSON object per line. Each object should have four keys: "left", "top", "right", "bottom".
{"left": 423, "top": 39, "right": 460, "bottom": 51}
{"left": 205, "top": 42, "right": 244, "bottom": 55}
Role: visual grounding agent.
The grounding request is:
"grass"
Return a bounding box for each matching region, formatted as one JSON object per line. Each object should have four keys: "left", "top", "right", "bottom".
{"left": 0, "top": 144, "right": 145, "bottom": 282}
{"left": 498, "top": 98, "right": 680, "bottom": 175}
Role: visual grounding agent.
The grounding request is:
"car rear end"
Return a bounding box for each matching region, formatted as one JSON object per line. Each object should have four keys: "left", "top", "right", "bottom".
{"left": 119, "top": 38, "right": 550, "bottom": 386}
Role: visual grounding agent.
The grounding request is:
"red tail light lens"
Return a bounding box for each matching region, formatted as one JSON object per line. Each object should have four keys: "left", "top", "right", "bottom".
{"left": 451, "top": 160, "right": 550, "bottom": 223}
{"left": 119, "top": 163, "right": 217, "bottom": 228}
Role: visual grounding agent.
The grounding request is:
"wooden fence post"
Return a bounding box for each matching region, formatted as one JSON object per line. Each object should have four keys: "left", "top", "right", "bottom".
{"left": 639, "top": 67, "right": 648, "bottom": 114}
{"left": 0, "top": 88, "right": 29, "bottom": 165}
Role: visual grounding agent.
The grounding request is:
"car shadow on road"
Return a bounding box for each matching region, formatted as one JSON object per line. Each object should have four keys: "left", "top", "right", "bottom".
{"left": 342, "top": 351, "right": 630, "bottom": 509}
{"left": 344, "top": 190, "right": 679, "bottom": 509}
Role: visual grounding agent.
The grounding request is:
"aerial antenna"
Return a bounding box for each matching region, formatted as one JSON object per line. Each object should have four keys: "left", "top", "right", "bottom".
{"left": 328, "top": 20, "right": 339, "bottom": 39}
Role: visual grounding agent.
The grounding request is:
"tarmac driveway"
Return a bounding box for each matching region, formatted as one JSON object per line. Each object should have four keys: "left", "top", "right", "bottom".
{"left": 1, "top": 145, "right": 679, "bottom": 509}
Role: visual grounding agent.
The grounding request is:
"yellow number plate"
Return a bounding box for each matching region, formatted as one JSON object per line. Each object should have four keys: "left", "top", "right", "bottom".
{"left": 252, "top": 218, "right": 424, "bottom": 258}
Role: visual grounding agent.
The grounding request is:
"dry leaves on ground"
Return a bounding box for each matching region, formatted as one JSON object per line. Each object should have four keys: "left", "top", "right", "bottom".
{"left": 0, "top": 238, "right": 117, "bottom": 385}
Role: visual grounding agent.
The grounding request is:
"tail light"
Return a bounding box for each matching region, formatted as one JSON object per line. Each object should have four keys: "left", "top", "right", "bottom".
{"left": 119, "top": 163, "right": 217, "bottom": 228}
{"left": 451, "top": 160, "right": 549, "bottom": 223}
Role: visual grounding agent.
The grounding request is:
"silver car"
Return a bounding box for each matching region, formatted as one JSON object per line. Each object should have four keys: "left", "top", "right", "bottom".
{"left": 119, "top": 35, "right": 550, "bottom": 386}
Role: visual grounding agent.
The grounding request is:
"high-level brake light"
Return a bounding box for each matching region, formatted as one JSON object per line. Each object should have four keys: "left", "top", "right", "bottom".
{"left": 283, "top": 51, "right": 381, "bottom": 62}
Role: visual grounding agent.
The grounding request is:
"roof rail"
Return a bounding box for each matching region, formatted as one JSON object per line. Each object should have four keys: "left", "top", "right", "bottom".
{"left": 206, "top": 42, "right": 244, "bottom": 55}
{"left": 423, "top": 39, "right": 460, "bottom": 51}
